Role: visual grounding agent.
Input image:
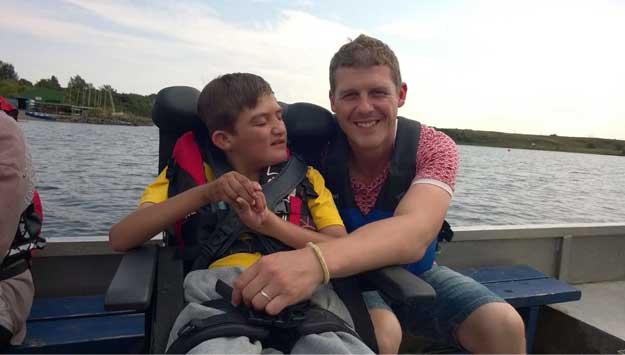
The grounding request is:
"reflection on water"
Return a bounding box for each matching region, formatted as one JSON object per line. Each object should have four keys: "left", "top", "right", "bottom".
{"left": 19, "top": 120, "right": 625, "bottom": 238}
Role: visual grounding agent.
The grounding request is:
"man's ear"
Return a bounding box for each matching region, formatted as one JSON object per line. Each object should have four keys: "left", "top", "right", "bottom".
{"left": 211, "top": 130, "right": 232, "bottom": 151}
{"left": 329, "top": 90, "right": 337, "bottom": 113}
{"left": 397, "top": 82, "right": 408, "bottom": 108}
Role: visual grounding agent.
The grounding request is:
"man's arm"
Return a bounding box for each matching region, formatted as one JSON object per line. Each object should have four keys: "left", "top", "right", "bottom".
{"left": 321, "top": 183, "right": 450, "bottom": 277}
{"left": 255, "top": 212, "right": 345, "bottom": 248}
{"left": 232, "top": 183, "right": 451, "bottom": 314}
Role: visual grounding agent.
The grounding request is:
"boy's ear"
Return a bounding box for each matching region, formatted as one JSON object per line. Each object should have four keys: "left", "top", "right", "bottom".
{"left": 211, "top": 130, "right": 232, "bottom": 151}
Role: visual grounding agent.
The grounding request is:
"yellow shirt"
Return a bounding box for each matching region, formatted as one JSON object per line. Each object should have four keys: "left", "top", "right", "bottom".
{"left": 139, "top": 163, "right": 343, "bottom": 268}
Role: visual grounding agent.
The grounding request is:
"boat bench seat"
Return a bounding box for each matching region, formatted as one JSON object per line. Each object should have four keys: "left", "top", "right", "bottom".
{"left": 457, "top": 264, "right": 581, "bottom": 353}
{"left": 9, "top": 295, "right": 145, "bottom": 354}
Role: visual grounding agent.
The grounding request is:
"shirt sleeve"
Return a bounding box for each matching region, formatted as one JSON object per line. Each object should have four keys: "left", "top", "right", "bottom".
{"left": 304, "top": 166, "right": 344, "bottom": 230}
{"left": 138, "top": 167, "right": 170, "bottom": 206}
{"left": 413, "top": 124, "right": 459, "bottom": 196}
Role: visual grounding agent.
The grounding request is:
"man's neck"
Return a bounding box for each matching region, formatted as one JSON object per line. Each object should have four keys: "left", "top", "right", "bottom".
{"left": 348, "top": 143, "right": 393, "bottom": 183}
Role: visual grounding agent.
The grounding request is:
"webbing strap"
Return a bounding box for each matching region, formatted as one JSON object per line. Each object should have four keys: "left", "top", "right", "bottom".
{"left": 190, "top": 155, "right": 308, "bottom": 270}
{"left": 332, "top": 277, "right": 379, "bottom": 353}
{"left": 0, "top": 259, "right": 29, "bottom": 282}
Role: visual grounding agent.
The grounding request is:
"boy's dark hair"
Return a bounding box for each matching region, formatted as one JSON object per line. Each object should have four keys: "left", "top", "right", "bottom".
{"left": 197, "top": 73, "right": 273, "bottom": 133}
{"left": 329, "top": 34, "right": 402, "bottom": 94}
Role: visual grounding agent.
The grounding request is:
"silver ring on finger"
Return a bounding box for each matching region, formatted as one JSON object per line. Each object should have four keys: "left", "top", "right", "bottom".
{"left": 259, "top": 289, "right": 272, "bottom": 301}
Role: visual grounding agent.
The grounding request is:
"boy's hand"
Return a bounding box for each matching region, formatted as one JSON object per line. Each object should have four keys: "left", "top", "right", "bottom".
{"left": 206, "top": 172, "right": 261, "bottom": 208}
{"left": 232, "top": 189, "right": 271, "bottom": 232}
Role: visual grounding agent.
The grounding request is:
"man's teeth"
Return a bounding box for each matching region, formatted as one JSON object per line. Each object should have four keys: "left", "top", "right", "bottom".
{"left": 356, "top": 121, "right": 377, "bottom": 128}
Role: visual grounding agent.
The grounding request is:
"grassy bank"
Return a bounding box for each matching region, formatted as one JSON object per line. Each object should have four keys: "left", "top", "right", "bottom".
{"left": 439, "top": 128, "right": 625, "bottom": 156}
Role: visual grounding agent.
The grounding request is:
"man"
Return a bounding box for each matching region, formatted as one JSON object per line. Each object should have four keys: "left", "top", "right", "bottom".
{"left": 233, "top": 34, "right": 526, "bottom": 353}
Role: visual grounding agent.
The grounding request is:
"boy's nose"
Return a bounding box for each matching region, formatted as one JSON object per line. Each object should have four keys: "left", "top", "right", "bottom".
{"left": 272, "top": 119, "right": 286, "bottom": 135}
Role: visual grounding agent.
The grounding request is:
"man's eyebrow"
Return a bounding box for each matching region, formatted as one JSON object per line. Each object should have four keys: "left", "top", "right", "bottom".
{"left": 337, "top": 88, "right": 356, "bottom": 96}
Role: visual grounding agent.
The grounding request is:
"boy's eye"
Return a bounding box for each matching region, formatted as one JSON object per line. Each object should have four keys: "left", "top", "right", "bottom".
{"left": 253, "top": 117, "right": 267, "bottom": 126}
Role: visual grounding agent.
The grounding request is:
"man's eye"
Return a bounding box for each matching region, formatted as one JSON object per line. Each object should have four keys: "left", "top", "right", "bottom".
{"left": 372, "top": 90, "right": 387, "bottom": 97}
{"left": 343, "top": 93, "right": 357, "bottom": 99}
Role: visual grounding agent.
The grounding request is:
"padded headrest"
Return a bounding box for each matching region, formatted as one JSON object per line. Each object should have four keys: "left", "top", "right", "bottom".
{"left": 152, "top": 86, "right": 336, "bottom": 141}
{"left": 283, "top": 102, "right": 336, "bottom": 143}
{"left": 152, "top": 86, "right": 203, "bottom": 133}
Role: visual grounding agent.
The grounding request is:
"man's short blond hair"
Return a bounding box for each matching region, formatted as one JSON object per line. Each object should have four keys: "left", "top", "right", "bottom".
{"left": 329, "top": 34, "right": 402, "bottom": 93}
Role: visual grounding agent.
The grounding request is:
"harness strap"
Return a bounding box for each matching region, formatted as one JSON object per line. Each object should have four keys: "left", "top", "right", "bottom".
{"left": 331, "top": 277, "right": 379, "bottom": 353}
{"left": 0, "top": 259, "right": 29, "bottom": 282}
{"left": 167, "top": 312, "right": 269, "bottom": 354}
{"left": 190, "top": 155, "right": 309, "bottom": 270}
{"left": 168, "top": 299, "right": 361, "bottom": 354}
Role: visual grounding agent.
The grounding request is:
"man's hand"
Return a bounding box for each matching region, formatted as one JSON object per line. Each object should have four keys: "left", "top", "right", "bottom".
{"left": 231, "top": 247, "right": 324, "bottom": 315}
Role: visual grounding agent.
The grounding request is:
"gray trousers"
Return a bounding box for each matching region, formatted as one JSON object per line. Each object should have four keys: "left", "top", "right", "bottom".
{"left": 167, "top": 266, "right": 373, "bottom": 354}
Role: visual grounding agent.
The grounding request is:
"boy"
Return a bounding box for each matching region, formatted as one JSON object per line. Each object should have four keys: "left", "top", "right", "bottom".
{"left": 110, "top": 73, "right": 399, "bottom": 353}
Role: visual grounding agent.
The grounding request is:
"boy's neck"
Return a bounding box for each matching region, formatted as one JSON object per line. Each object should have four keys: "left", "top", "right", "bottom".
{"left": 225, "top": 154, "right": 260, "bottom": 181}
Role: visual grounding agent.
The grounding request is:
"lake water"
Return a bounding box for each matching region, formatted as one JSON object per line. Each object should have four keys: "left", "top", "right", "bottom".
{"left": 19, "top": 120, "right": 625, "bottom": 238}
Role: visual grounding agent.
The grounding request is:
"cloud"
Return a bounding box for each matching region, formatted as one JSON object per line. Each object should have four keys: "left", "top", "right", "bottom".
{"left": 1, "top": 0, "right": 358, "bottom": 106}
{"left": 2, "top": 0, "right": 624, "bottom": 139}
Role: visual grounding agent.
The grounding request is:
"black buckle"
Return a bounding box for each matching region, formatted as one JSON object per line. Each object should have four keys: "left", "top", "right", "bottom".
{"left": 247, "top": 302, "right": 308, "bottom": 328}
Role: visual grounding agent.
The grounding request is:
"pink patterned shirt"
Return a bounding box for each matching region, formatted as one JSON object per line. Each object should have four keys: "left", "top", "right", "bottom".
{"left": 351, "top": 124, "right": 458, "bottom": 215}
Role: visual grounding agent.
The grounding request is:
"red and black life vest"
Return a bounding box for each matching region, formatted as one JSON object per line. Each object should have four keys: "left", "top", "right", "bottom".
{"left": 0, "top": 189, "right": 46, "bottom": 281}
{"left": 164, "top": 130, "right": 317, "bottom": 270}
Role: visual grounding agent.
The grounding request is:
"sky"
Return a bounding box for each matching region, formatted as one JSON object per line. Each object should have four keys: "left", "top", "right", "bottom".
{"left": 2, "top": 0, "right": 625, "bottom": 140}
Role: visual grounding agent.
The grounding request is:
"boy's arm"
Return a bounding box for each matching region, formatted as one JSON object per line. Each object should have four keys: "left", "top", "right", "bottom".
{"left": 109, "top": 171, "right": 262, "bottom": 251}
{"left": 260, "top": 213, "right": 345, "bottom": 248}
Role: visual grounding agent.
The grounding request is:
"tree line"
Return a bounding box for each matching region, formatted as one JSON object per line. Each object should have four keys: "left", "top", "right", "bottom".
{"left": 0, "top": 60, "right": 154, "bottom": 118}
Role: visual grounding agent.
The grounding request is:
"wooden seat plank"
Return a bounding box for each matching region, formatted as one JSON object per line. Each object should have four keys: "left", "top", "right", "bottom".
{"left": 14, "top": 313, "right": 144, "bottom": 354}
{"left": 482, "top": 278, "right": 581, "bottom": 308}
{"left": 458, "top": 264, "right": 548, "bottom": 284}
{"left": 29, "top": 295, "right": 132, "bottom": 321}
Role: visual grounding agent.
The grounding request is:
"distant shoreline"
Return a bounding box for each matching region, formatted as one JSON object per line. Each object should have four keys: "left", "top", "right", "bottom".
{"left": 439, "top": 128, "right": 625, "bottom": 157}
{"left": 18, "top": 110, "right": 153, "bottom": 126}
{"left": 19, "top": 111, "right": 624, "bottom": 157}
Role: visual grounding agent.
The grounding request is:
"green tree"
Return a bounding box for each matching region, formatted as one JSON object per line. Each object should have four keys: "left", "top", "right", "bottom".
{"left": 68, "top": 75, "right": 88, "bottom": 90}
{"left": 0, "top": 60, "right": 18, "bottom": 80}
{"left": 35, "top": 75, "right": 62, "bottom": 90}
{"left": 18, "top": 78, "right": 32, "bottom": 87}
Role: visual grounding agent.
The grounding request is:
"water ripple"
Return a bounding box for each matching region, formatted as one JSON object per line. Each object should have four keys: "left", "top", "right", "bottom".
{"left": 19, "top": 121, "right": 625, "bottom": 238}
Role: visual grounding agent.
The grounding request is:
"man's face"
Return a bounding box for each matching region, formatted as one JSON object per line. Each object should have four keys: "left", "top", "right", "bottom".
{"left": 330, "top": 65, "right": 407, "bottom": 153}
{"left": 227, "top": 94, "right": 288, "bottom": 170}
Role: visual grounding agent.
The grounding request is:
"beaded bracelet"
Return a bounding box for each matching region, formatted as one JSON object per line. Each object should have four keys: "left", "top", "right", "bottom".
{"left": 306, "top": 242, "right": 330, "bottom": 284}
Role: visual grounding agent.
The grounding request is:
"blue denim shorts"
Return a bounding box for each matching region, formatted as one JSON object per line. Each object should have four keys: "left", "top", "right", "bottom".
{"left": 362, "top": 290, "right": 392, "bottom": 311}
{"left": 388, "top": 264, "right": 505, "bottom": 348}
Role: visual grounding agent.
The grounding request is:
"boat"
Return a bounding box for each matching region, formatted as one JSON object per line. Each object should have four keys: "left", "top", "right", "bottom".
{"left": 25, "top": 111, "right": 56, "bottom": 121}
{"left": 15, "top": 222, "right": 622, "bottom": 354}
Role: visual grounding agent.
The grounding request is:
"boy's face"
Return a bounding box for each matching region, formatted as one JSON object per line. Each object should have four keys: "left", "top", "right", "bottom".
{"left": 330, "top": 65, "right": 407, "bottom": 153}
{"left": 226, "top": 94, "right": 288, "bottom": 170}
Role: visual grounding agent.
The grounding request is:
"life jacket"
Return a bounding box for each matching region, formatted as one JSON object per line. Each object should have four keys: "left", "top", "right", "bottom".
{"left": 0, "top": 189, "right": 46, "bottom": 281}
{"left": 322, "top": 117, "right": 444, "bottom": 275}
{"left": 164, "top": 130, "right": 318, "bottom": 270}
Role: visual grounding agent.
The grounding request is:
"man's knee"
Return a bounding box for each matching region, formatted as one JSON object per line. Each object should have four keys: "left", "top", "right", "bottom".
{"left": 457, "top": 302, "right": 526, "bottom": 354}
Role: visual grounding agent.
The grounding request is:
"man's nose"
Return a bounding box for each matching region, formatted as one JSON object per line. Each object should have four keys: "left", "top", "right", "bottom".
{"left": 355, "top": 96, "right": 374, "bottom": 114}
